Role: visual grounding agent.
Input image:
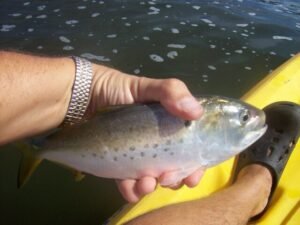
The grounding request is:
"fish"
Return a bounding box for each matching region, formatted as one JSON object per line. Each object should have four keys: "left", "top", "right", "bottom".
{"left": 17, "top": 95, "right": 267, "bottom": 187}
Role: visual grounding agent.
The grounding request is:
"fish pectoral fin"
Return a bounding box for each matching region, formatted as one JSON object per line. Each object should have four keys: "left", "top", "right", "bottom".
{"left": 17, "top": 143, "right": 42, "bottom": 188}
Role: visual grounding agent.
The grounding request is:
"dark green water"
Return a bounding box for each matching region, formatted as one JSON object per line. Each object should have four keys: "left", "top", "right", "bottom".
{"left": 0, "top": 0, "right": 299, "bottom": 224}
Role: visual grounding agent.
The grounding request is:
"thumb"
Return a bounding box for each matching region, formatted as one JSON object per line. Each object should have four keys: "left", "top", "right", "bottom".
{"left": 130, "top": 76, "right": 203, "bottom": 120}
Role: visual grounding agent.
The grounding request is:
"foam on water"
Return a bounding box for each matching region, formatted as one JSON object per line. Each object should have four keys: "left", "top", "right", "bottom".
{"left": 0, "top": 25, "right": 16, "bottom": 32}
{"left": 59, "top": 36, "right": 71, "bottom": 43}
{"left": 81, "top": 53, "right": 110, "bottom": 62}
{"left": 167, "top": 44, "right": 186, "bottom": 49}
{"left": 273, "top": 36, "right": 293, "bottom": 41}
{"left": 149, "top": 54, "right": 164, "bottom": 62}
{"left": 167, "top": 51, "right": 178, "bottom": 59}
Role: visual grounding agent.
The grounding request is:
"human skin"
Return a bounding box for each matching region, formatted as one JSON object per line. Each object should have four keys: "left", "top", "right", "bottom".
{"left": 126, "top": 164, "right": 272, "bottom": 225}
{"left": 0, "top": 51, "right": 204, "bottom": 202}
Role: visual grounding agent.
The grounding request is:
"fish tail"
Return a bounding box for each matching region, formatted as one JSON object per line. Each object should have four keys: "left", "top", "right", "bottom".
{"left": 14, "top": 142, "right": 43, "bottom": 188}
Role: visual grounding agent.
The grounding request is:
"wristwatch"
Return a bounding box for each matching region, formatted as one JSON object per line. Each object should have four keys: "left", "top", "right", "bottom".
{"left": 63, "top": 56, "right": 93, "bottom": 126}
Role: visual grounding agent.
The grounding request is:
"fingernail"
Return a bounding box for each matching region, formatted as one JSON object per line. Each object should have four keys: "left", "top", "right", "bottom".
{"left": 177, "top": 97, "right": 202, "bottom": 116}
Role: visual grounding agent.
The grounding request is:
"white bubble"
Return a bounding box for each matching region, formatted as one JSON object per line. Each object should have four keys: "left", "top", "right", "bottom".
{"left": 66, "top": 20, "right": 79, "bottom": 25}
{"left": 91, "top": 13, "right": 100, "bottom": 17}
{"left": 272, "top": 36, "right": 293, "bottom": 41}
{"left": 236, "top": 24, "right": 248, "bottom": 27}
{"left": 248, "top": 12, "right": 256, "bottom": 16}
{"left": 59, "top": 36, "right": 71, "bottom": 43}
{"left": 63, "top": 46, "right": 74, "bottom": 51}
{"left": 81, "top": 53, "right": 110, "bottom": 62}
{"left": 171, "top": 28, "right": 180, "bottom": 34}
{"left": 27, "top": 28, "right": 34, "bottom": 32}
{"left": 78, "top": 6, "right": 87, "bottom": 9}
{"left": 149, "top": 54, "right": 164, "bottom": 62}
{"left": 167, "top": 51, "right": 178, "bottom": 59}
{"left": 112, "top": 49, "right": 118, "bottom": 54}
{"left": 106, "top": 34, "right": 117, "bottom": 38}
{"left": 192, "top": 6, "right": 201, "bottom": 10}
{"left": 0, "top": 25, "right": 16, "bottom": 32}
{"left": 245, "top": 66, "right": 252, "bottom": 70}
{"left": 235, "top": 50, "right": 243, "bottom": 54}
{"left": 10, "top": 13, "right": 22, "bottom": 17}
{"left": 37, "top": 5, "right": 46, "bottom": 11}
{"left": 148, "top": 6, "right": 160, "bottom": 15}
{"left": 134, "top": 68, "right": 141, "bottom": 74}
{"left": 166, "top": 4, "right": 172, "bottom": 8}
{"left": 153, "top": 27, "right": 162, "bottom": 31}
{"left": 208, "top": 65, "right": 216, "bottom": 70}
{"left": 143, "top": 36, "right": 150, "bottom": 40}
{"left": 210, "top": 45, "right": 216, "bottom": 49}
{"left": 167, "top": 44, "right": 186, "bottom": 49}
{"left": 36, "top": 14, "right": 47, "bottom": 19}
{"left": 201, "top": 18, "right": 213, "bottom": 24}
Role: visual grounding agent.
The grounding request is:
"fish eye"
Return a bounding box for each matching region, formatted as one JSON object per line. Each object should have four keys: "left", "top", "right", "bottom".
{"left": 239, "top": 110, "right": 250, "bottom": 124}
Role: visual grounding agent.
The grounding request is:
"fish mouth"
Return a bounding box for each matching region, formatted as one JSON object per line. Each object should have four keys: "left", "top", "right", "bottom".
{"left": 241, "top": 124, "right": 267, "bottom": 149}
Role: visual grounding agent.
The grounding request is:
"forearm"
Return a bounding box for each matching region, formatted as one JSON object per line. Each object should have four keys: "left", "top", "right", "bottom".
{"left": 0, "top": 51, "right": 75, "bottom": 145}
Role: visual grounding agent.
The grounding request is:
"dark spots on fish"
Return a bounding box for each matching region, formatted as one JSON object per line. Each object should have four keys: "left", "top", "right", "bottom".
{"left": 113, "top": 157, "right": 118, "bottom": 161}
{"left": 141, "top": 152, "right": 145, "bottom": 157}
{"left": 170, "top": 152, "right": 174, "bottom": 156}
{"left": 153, "top": 143, "right": 159, "bottom": 148}
{"left": 129, "top": 127, "right": 134, "bottom": 132}
{"left": 104, "top": 151, "right": 108, "bottom": 155}
{"left": 113, "top": 147, "right": 119, "bottom": 152}
{"left": 179, "top": 138, "right": 184, "bottom": 144}
{"left": 129, "top": 146, "right": 136, "bottom": 151}
{"left": 144, "top": 144, "right": 149, "bottom": 148}
{"left": 184, "top": 120, "right": 192, "bottom": 127}
{"left": 92, "top": 153, "right": 97, "bottom": 157}
{"left": 166, "top": 140, "right": 171, "bottom": 145}
{"left": 100, "top": 155, "right": 104, "bottom": 159}
{"left": 123, "top": 153, "right": 127, "bottom": 157}
{"left": 81, "top": 154, "right": 86, "bottom": 158}
{"left": 153, "top": 154, "right": 157, "bottom": 158}
{"left": 130, "top": 156, "right": 134, "bottom": 160}
{"left": 164, "top": 148, "right": 169, "bottom": 152}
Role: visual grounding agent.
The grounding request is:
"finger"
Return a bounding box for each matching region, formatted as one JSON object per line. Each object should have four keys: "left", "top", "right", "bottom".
{"left": 136, "top": 176, "right": 157, "bottom": 196}
{"left": 130, "top": 76, "right": 203, "bottom": 120}
{"left": 168, "top": 182, "right": 184, "bottom": 190}
{"left": 116, "top": 179, "right": 140, "bottom": 203}
{"left": 183, "top": 168, "right": 205, "bottom": 188}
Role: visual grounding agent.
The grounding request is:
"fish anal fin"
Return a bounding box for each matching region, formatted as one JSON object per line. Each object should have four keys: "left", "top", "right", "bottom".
{"left": 17, "top": 143, "right": 42, "bottom": 188}
{"left": 54, "top": 162, "right": 86, "bottom": 182}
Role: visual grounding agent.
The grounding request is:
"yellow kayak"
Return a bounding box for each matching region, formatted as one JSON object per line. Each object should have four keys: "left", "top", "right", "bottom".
{"left": 107, "top": 54, "right": 300, "bottom": 225}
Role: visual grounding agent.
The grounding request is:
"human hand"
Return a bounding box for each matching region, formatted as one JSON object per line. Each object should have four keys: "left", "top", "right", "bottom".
{"left": 89, "top": 64, "right": 204, "bottom": 203}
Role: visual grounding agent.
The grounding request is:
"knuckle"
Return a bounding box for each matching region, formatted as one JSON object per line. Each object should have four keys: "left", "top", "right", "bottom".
{"left": 160, "top": 78, "right": 186, "bottom": 94}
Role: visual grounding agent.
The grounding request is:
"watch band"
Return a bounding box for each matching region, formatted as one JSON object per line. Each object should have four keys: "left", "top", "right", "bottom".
{"left": 63, "top": 56, "right": 93, "bottom": 126}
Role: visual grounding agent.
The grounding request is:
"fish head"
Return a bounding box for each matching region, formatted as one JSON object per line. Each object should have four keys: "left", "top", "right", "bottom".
{"left": 198, "top": 96, "right": 267, "bottom": 156}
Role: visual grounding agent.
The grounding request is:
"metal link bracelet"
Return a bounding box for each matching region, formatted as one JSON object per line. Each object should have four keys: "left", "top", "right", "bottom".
{"left": 63, "top": 56, "right": 93, "bottom": 126}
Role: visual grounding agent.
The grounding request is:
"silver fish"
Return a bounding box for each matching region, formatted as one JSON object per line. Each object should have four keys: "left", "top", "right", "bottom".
{"left": 18, "top": 95, "right": 267, "bottom": 186}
